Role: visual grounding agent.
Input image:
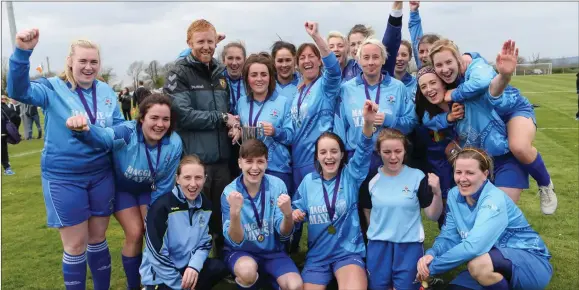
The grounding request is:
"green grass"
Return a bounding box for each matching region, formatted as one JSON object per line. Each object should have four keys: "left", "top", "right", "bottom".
{"left": 2, "top": 74, "right": 578, "bottom": 289}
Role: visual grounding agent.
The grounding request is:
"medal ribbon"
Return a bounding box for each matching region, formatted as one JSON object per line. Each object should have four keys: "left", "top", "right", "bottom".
{"left": 144, "top": 141, "right": 162, "bottom": 189}
{"left": 322, "top": 172, "right": 342, "bottom": 222}
{"left": 230, "top": 79, "right": 241, "bottom": 111}
{"left": 297, "top": 76, "right": 320, "bottom": 119}
{"left": 248, "top": 96, "right": 269, "bottom": 127}
{"left": 74, "top": 82, "right": 97, "bottom": 124}
{"left": 362, "top": 74, "right": 383, "bottom": 105}
{"left": 242, "top": 178, "right": 266, "bottom": 231}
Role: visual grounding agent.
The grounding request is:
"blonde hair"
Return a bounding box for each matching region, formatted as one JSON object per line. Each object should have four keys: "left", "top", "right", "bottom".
{"left": 357, "top": 38, "right": 388, "bottom": 64}
{"left": 327, "top": 31, "right": 347, "bottom": 44}
{"left": 59, "top": 39, "right": 101, "bottom": 91}
{"left": 428, "top": 39, "right": 463, "bottom": 72}
{"left": 347, "top": 24, "right": 375, "bottom": 42}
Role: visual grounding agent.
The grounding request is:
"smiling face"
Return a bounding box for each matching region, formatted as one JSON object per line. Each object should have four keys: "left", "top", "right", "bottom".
{"left": 379, "top": 138, "right": 405, "bottom": 175}
{"left": 418, "top": 72, "right": 447, "bottom": 105}
{"left": 140, "top": 104, "right": 171, "bottom": 144}
{"left": 432, "top": 49, "right": 460, "bottom": 84}
{"left": 224, "top": 46, "right": 245, "bottom": 80}
{"left": 176, "top": 163, "right": 206, "bottom": 201}
{"left": 189, "top": 30, "right": 216, "bottom": 64}
{"left": 298, "top": 46, "right": 322, "bottom": 82}
{"left": 247, "top": 63, "right": 270, "bottom": 97}
{"left": 454, "top": 158, "right": 489, "bottom": 197}
{"left": 68, "top": 47, "right": 100, "bottom": 88}
{"left": 316, "top": 136, "right": 344, "bottom": 177}
{"left": 418, "top": 42, "right": 433, "bottom": 66}
{"left": 328, "top": 36, "right": 348, "bottom": 66}
{"left": 395, "top": 44, "right": 411, "bottom": 74}
{"left": 274, "top": 48, "right": 295, "bottom": 80}
{"left": 239, "top": 155, "right": 267, "bottom": 187}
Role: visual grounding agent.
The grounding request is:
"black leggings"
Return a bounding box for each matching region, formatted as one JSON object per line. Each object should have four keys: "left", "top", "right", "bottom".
{"left": 1, "top": 136, "right": 9, "bottom": 170}
{"left": 122, "top": 108, "right": 132, "bottom": 120}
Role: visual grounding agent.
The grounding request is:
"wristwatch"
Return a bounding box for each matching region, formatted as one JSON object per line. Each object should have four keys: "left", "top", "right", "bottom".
{"left": 221, "top": 113, "right": 228, "bottom": 124}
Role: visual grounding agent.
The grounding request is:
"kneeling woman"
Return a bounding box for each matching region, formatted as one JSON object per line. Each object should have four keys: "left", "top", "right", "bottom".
{"left": 66, "top": 93, "right": 183, "bottom": 289}
{"left": 417, "top": 147, "right": 553, "bottom": 290}
{"left": 365, "top": 128, "right": 443, "bottom": 290}
{"left": 222, "top": 139, "right": 302, "bottom": 290}
{"left": 292, "top": 100, "right": 377, "bottom": 290}
{"left": 139, "top": 155, "right": 228, "bottom": 289}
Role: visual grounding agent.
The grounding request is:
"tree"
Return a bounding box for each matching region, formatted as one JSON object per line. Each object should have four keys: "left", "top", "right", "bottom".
{"left": 1, "top": 57, "right": 8, "bottom": 96}
{"left": 517, "top": 56, "right": 526, "bottom": 64}
{"left": 127, "top": 61, "right": 145, "bottom": 89}
{"left": 530, "top": 53, "right": 541, "bottom": 64}
{"left": 145, "top": 60, "right": 160, "bottom": 85}
{"left": 99, "top": 67, "right": 116, "bottom": 84}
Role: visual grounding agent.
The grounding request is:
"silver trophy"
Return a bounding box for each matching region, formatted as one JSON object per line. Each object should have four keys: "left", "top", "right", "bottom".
{"left": 236, "top": 123, "right": 269, "bottom": 145}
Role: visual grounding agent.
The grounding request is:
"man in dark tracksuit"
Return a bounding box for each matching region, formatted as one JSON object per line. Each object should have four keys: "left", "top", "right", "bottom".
{"left": 576, "top": 72, "right": 579, "bottom": 120}
{"left": 164, "top": 19, "right": 239, "bottom": 258}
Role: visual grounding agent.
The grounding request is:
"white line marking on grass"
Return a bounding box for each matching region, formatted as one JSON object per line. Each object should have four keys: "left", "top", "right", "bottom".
{"left": 12, "top": 150, "right": 42, "bottom": 158}
{"left": 523, "top": 91, "right": 576, "bottom": 94}
{"left": 537, "top": 128, "right": 578, "bottom": 130}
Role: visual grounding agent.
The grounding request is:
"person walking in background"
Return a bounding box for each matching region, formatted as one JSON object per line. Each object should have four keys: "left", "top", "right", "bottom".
{"left": 133, "top": 80, "right": 149, "bottom": 109}
{"left": 119, "top": 87, "right": 132, "bottom": 120}
{"left": 575, "top": 72, "right": 578, "bottom": 120}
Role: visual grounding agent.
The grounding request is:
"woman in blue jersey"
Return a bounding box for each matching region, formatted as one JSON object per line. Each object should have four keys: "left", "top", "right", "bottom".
{"left": 365, "top": 128, "right": 443, "bottom": 290}
{"left": 292, "top": 100, "right": 376, "bottom": 290}
{"left": 140, "top": 155, "right": 228, "bottom": 290}
{"left": 7, "top": 29, "right": 124, "bottom": 290}
{"left": 66, "top": 93, "right": 182, "bottom": 290}
{"left": 290, "top": 21, "right": 342, "bottom": 189}
{"left": 429, "top": 39, "right": 558, "bottom": 214}
{"left": 222, "top": 41, "right": 247, "bottom": 114}
{"left": 342, "top": 1, "right": 403, "bottom": 82}
{"left": 336, "top": 37, "right": 417, "bottom": 244}
{"left": 222, "top": 139, "right": 302, "bottom": 290}
{"left": 417, "top": 147, "right": 553, "bottom": 290}
{"left": 237, "top": 53, "right": 294, "bottom": 194}
{"left": 394, "top": 40, "right": 418, "bottom": 96}
{"left": 271, "top": 41, "right": 301, "bottom": 103}
{"left": 415, "top": 44, "right": 529, "bottom": 211}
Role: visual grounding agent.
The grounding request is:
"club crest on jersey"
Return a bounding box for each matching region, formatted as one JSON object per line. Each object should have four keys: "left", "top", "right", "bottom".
{"left": 270, "top": 109, "right": 279, "bottom": 118}
{"left": 199, "top": 215, "right": 205, "bottom": 226}
{"left": 104, "top": 98, "right": 112, "bottom": 107}
{"left": 402, "top": 186, "right": 410, "bottom": 195}
{"left": 387, "top": 95, "right": 396, "bottom": 104}
{"left": 220, "top": 79, "right": 227, "bottom": 89}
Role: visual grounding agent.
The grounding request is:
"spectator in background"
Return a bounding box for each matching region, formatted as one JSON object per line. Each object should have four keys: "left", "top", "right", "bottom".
{"left": 7, "top": 98, "right": 21, "bottom": 131}
{"left": 133, "top": 80, "right": 150, "bottom": 108}
{"left": 164, "top": 18, "right": 240, "bottom": 258}
{"left": 576, "top": 72, "right": 579, "bottom": 120}
{"left": 24, "top": 103, "right": 42, "bottom": 139}
{"left": 118, "top": 87, "right": 132, "bottom": 120}
{"left": 1, "top": 95, "right": 17, "bottom": 175}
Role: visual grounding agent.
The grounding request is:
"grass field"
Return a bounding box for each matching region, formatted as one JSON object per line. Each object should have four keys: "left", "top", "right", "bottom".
{"left": 1, "top": 73, "right": 578, "bottom": 289}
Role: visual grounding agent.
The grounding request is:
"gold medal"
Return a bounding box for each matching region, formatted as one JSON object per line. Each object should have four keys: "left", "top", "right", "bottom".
{"left": 257, "top": 234, "right": 265, "bottom": 242}
{"left": 328, "top": 225, "right": 336, "bottom": 234}
{"left": 372, "top": 126, "right": 377, "bottom": 132}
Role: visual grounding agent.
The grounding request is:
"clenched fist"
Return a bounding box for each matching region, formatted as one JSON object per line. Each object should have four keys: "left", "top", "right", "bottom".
{"left": 66, "top": 115, "right": 89, "bottom": 132}
{"left": 227, "top": 191, "right": 244, "bottom": 215}
{"left": 277, "top": 193, "right": 292, "bottom": 216}
{"left": 304, "top": 21, "right": 319, "bottom": 37}
{"left": 427, "top": 173, "right": 441, "bottom": 196}
{"left": 16, "top": 28, "right": 40, "bottom": 51}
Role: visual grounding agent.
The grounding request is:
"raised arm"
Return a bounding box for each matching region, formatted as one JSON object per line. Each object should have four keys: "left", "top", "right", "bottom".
{"left": 449, "top": 57, "right": 496, "bottom": 103}
{"left": 222, "top": 191, "right": 245, "bottom": 247}
{"left": 408, "top": 2, "right": 424, "bottom": 68}
{"left": 382, "top": 1, "right": 403, "bottom": 76}
{"left": 346, "top": 100, "right": 377, "bottom": 187}
{"left": 7, "top": 29, "right": 52, "bottom": 109}
{"left": 67, "top": 115, "right": 134, "bottom": 151}
{"left": 488, "top": 40, "right": 517, "bottom": 97}
{"left": 305, "top": 21, "right": 342, "bottom": 101}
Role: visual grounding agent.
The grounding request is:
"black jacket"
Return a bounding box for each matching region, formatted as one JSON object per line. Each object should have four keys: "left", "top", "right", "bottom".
{"left": 164, "top": 54, "right": 231, "bottom": 164}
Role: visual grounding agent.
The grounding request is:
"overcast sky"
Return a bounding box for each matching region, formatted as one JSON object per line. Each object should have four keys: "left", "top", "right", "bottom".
{"left": 2, "top": 1, "right": 578, "bottom": 86}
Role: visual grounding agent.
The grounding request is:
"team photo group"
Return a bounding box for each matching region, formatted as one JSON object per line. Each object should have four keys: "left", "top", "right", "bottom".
{"left": 5, "top": 1, "right": 559, "bottom": 290}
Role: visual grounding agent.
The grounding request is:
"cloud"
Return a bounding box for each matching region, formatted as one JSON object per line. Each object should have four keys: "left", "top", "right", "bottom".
{"left": 2, "top": 1, "right": 577, "bottom": 86}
